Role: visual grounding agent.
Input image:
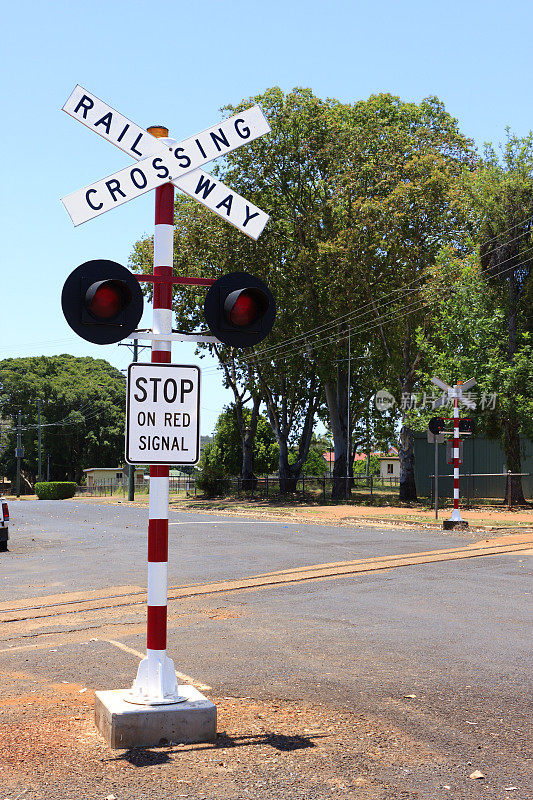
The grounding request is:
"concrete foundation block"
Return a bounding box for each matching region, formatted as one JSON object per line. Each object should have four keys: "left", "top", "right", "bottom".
{"left": 95, "top": 686, "right": 217, "bottom": 749}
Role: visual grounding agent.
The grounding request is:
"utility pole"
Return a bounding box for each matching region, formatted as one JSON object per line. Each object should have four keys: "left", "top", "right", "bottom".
{"left": 15, "top": 410, "right": 22, "bottom": 497}
{"left": 346, "top": 326, "right": 351, "bottom": 497}
{"left": 37, "top": 397, "right": 42, "bottom": 482}
{"left": 365, "top": 402, "right": 371, "bottom": 480}
{"left": 434, "top": 435, "right": 439, "bottom": 520}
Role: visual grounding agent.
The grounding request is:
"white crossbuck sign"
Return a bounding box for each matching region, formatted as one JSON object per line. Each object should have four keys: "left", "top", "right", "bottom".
{"left": 61, "top": 85, "right": 271, "bottom": 239}
{"left": 431, "top": 377, "right": 477, "bottom": 410}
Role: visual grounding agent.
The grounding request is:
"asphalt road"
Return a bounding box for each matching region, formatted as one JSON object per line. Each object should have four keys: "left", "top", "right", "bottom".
{"left": 1, "top": 499, "right": 531, "bottom": 799}
{"left": 2, "top": 499, "right": 483, "bottom": 601}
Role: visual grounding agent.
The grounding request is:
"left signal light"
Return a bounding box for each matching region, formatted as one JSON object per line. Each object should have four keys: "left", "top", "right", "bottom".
{"left": 62, "top": 259, "right": 144, "bottom": 344}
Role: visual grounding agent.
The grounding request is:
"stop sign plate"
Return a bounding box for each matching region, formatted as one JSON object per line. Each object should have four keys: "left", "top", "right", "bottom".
{"left": 126, "top": 363, "right": 200, "bottom": 465}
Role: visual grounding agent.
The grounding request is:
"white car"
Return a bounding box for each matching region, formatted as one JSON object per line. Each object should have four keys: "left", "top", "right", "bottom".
{"left": 0, "top": 497, "right": 9, "bottom": 551}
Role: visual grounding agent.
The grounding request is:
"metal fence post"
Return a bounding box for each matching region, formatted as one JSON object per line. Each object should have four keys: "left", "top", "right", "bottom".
{"left": 266, "top": 474, "right": 269, "bottom": 499}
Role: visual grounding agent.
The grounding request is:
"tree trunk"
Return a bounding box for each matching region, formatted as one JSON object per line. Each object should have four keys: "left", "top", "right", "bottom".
{"left": 324, "top": 375, "right": 350, "bottom": 501}
{"left": 215, "top": 350, "right": 261, "bottom": 490}
{"left": 257, "top": 364, "right": 320, "bottom": 496}
{"left": 278, "top": 439, "right": 298, "bottom": 494}
{"left": 238, "top": 395, "right": 260, "bottom": 490}
{"left": 503, "top": 415, "right": 526, "bottom": 505}
{"left": 20, "top": 470, "right": 34, "bottom": 495}
{"left": 398, "top": 425, "right": 417, "bottom": 502}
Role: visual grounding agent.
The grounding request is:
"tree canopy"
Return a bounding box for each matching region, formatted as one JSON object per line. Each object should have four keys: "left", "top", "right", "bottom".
{"left": 0, "top": 355, "right": 126, "bottom": 484}
{"left": 129, "top": 88, "right": 533, "bottom": 504}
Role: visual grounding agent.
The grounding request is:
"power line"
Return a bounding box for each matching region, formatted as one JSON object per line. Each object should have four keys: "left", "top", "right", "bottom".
{"left": 0, "top": 337, "right": 78, "bottom": 354}
{"left": 193, "top": 222, "right": 533, "bottom": 373}
{"left": 470, "top": 212, "right": 533, "bottom": 249}
{"left": 267, "top": 247, "right": 533, "bottom": 362}
{"left": 200, "top": 240, "right": 533, "bottom": 375}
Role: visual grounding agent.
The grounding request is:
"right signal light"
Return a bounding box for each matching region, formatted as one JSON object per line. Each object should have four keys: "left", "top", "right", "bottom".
{"left": 204, "top": 272, "right": 276, "bottom": 347}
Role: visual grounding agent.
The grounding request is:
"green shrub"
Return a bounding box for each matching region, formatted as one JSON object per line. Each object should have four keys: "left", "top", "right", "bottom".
{"left": 195, "top": 470, "right": 231, "bottom": 497}
{"left": 195, "top": 443, "right": 231, "bottom": 497}
{"left": 35, "top": 481, "right": 77, "bottom": 500}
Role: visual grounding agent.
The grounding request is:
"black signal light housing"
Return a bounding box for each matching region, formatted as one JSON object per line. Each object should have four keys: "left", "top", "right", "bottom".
{"left": 459, "top": 418, "right": 475, "bottom": 434}
{"left": 204, "top": 272, "right": 276, "bottom": 347}
{"left": 428, "top": 416, "right": 446, "bottom": 436}
{"left": 62, "top": 259, "right": 144, "bottom": 345}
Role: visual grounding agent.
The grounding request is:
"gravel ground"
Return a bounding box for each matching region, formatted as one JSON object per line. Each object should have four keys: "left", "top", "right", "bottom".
{"left": 1, "top": 669, "right": 530, "bottom": 800}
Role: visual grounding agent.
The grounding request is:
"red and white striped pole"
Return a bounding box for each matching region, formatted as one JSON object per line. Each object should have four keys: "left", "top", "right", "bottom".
{"left": 128, "top": 126, "right": 184, "bottom": 705}
{"left": 450, "top": 380, "right": 462, "bottom": 522}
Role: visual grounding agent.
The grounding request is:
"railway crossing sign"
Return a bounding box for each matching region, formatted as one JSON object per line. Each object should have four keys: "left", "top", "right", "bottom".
{"left": 126, "top": 363, "right": 200, "bottom": 465}
{"left": 61, "top": 86, "right": 275, "bottom": 718}
{"left": 61, "top": 85, "right": 271, "bottom": 239}
{"left": 431, "top": 376, "right": 477, "bottom": 410}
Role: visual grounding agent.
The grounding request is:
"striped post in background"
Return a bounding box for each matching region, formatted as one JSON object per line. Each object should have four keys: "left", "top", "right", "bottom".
{"left": 450, "top": 381, "right": 463, "bottom": 522}
{"left": 128, "top": 126, "right": 185, "bottom": 705}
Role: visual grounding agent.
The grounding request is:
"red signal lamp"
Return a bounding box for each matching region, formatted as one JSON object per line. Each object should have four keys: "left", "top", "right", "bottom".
{"left": 225, "top": 288, "right": 266, "bottom": 327}
{"left": 86, "top": 280, "right": 131, "bottom": 320}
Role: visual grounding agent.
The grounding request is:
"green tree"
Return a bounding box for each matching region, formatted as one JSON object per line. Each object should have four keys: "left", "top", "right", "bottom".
{"left": 324, "top": 94, "right": 476, "bottom": 500}
{"left": 196, "top": 405, "right": 278, "bottom": 481}
{"left": 415, "top": 246, "right": 533, "bottom": 504}
{"left": 0, "top": 355, "right": 126, "bottom": 485}
{"left": 130, "top": 89, "right": 474, "bottom": 503}
{"left": 463, "top": 133, "right": 533, "bottom": 503}
{"left": 218, "top": 87, "right": 367, "bottom": 497}
{"left": 130, "top": 88, "right": 339, "bottom": 492}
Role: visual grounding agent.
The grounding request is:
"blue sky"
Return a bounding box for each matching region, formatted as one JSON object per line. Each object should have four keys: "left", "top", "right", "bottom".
{"left": 1, "top": 0, "right": 532, "bottom": 435}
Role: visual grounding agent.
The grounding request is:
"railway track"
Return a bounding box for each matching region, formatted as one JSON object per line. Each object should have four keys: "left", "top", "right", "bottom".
{"left": 1, "top": 538, "right": 530, "bottom": 628}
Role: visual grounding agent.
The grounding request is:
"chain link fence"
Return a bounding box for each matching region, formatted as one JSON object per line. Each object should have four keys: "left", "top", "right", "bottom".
{"left": 77, "top": 475, "right": 400, "bottom": 502}
{"left": 429, "top": 472, "right": 533, "bottom": 507}
{"left": 76, "top": 472, "right": 533, "bottom": 505}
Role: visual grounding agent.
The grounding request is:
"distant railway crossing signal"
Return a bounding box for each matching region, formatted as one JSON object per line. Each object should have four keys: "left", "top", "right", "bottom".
{"left": 430, "top": 377, "right": 477, "bottom": 525}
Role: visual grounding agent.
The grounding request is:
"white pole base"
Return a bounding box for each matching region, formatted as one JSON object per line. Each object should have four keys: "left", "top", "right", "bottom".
{"left": 125, "top": 650, "right": 187, "bottom": 706}
{"left": 450, "top": 508, "right": 463, "bottom": 522}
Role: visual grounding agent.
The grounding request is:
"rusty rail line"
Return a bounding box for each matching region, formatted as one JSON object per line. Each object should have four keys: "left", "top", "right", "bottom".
{"left": 0, "top": 539, "right": 530, "bottom": 627}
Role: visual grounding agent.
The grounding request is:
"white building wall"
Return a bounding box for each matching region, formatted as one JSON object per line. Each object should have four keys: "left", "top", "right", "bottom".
{"left": 380, "top": 459, "right": 400, "bottom": 478}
